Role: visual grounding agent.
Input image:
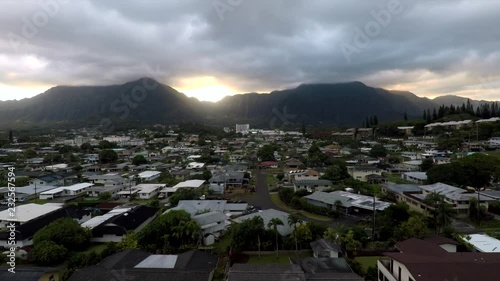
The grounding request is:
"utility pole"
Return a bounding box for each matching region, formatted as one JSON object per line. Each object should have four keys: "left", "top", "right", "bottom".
{"left": 372, "top": 193, "right": 376, "bottom": 241}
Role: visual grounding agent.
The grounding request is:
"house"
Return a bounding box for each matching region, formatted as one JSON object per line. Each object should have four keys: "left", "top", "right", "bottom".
{"left": 234, "top": 209, "right": 293, "bottom": 236}
{"left": 401, "top": 172, "right": 428, "bottom": 184}
{"left": 187, "top": 162, "right": 205, "bottom": 170}
{"left": 258, "top": 161, "right": 279, "bottom": 169}
{"left": 28, "top": 174, "right": 64, "bottom": 186}
{"left": 137, "top": 171, "right": 161, "bottom": 182}
{"left": 166, "top": 200, "right": 248, "bottom": 218}
{"left": 68, "top": 249, "right": 217, "bottom": 281}
{"left": 39, "top": 183, "right": 93, "bottom": 200}
{"left": 288, "top": 170, "right": 320, "bottom": 182}
{"left": 88, "top": 174, "right": 127, "bottom": 186}
{"left": 465, "top": 234, "right": 500, "bottom": 253}
{"left": 381, "top": 182, "right": 494, "bottom": 217}
{"left": 304, "top": 191, "right": 391, "bottom": 215}
{"left": 0, "top": 185, "right": 58, "bottom": 201}
{"left": 293, "top": 179, "right": 333, "bottom": 192}
{"left": 135, "top": 184, "right": 163, "bottom": 199}
{"left": 192, "top": 211, "right": 228, "bottom": 245}
{"left": 228, "top": 264, "right": 305, "bottom": 281}
{"left": 347, "top": 166, "right": 383, "bottom": 182}
{"left": 378, "top": 238, "right": 500, "bottom": 281}
{"left": 285, "top": 158, "right": 305, "bottom": 169}
{"left": 0, "top": 205, "right": 91, "bottom": 247}
{"left": 0, "top": 266, "right": 60, "bottom": 281}
{"left": 397, "top": 126, "right": 414, "bottom": 136}
{"left": 310, "top": 239, "right": 342, "bottom": 258}
{"left": 209, "top": 172, "right": 246, "bottom": 188}
{"left": 81, "top": 205, "right": 158, "bottom": 243}
{"left": 291, "top": 257, "right": 364, "bottom": 281}
{"left": 87, "top": 185, "right": 125, "bottom": 198}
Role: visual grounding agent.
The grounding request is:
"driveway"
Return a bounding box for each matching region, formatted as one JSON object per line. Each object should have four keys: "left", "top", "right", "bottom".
{"left": 246, "top": 170, "right": 358, "bottom": 228}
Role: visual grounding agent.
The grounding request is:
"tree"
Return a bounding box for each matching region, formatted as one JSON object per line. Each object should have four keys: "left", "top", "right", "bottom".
{"left": 373, "top": 115, "right": 379, "bottom": 126}
{"left": 98, "top": 192, "right": 112, "bottom": 201}
{"left": 420, "top": 158, "right": 434, "bottom": 172}
{"left": 403, "top": 111, "right": 408, "bottom": 121}
{"left": 202, "top": 170, "right": 212, "bottom": 181}
{"left": 323, "top": 227, "right": 342, "bottom": 244}
{"left": 395, "top": 214, "right": 428, "bottom": 241}
{"left": 288, "top": 214, "right": 302, "bottom": 253}
{"left": 227, "top": 216, "right": 268, "bottom": 252}
{"left": 34, "top": 218, "right": 92, "bottom": 251}
{"left": 322, "top": 161, "right": 350, "bottom": 182}
{"left": 292, "top": 224, "right": 312, "bottom": 250}
{"left": 424, "top": 192, "right": 454, "bottom": 233}
{"left": 24, "top": 149, "right": 37, "bottom": 159}
{"left": 8, "top": 130, "right": 13, "bottom": 142}
{"left": 80, "top": 142, "right": 93, "bottom": 152}
{"left": 369, "top": 144, "right": 387, "bottom": 158}
{"left": 98, "top": 140, "right": 116, "bottom": 149}
{"left": 132, "top": 155, "right": 148, "bottom": 166}
{"left": 32, "top": 240, "right": 68, "bottom": 266}
{"left": 168, "top": 188, "right": 199, "bottom": 206}
{"left": 277, "top": 173, "right": 285, "bottom": 181}
{"left": 342, "top": 230, "right": 362, "bottom": 256}
{"left": 257, "top": 144, "right": 277, "bottom": 161}
{"left": 99, "top": 149, "right": 118, "bottom": 164}
{"left": 267, "top": 218, "right": 284, "bottom": 256}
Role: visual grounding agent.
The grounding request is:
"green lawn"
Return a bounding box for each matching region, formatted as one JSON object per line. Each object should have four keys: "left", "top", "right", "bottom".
{"left": 386, "top": 173, "right": 412, "bottom": 184}
{"left": 267, "top": 173, "right": 279, "bottom": 190}
{"left": 270, "top": 193, "right": 332, "bottom": 222}
{"left": 80, "top": 243, "right": 108, "bottom": 255}
{"left": 355, "top": 256, "right": 383, "bottom": 271}
{"left": 247, "top": 252, "right": 311, "bottom": 264}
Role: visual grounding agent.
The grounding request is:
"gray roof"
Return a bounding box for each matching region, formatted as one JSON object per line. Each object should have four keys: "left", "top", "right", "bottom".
{"left": 294, "top": 179, "right": 333, "bottom": 186}
{"left": 310, "top": 239, "right": 342, "bottom": 253}
{"left": 0, "top": 267, "right": 58, "bottom": 281}
{"left": 420, "top": 182, "right": 494, "bottom": 201}
{"left": 382, "top": 183, "right": 421, "bottom": 194}
{"left": 235, "top": 209, "right": 293, "bottom": 236}
{"left": 192, "top": 211, "right": 227, "bottom": 226}
{"left": 403, "top": 172, "right": 428, "bottom": 180}
{"left": 290, "top": 257, "right": 364, "bottom": 281}
{"left": 229, "top": 264, "right": 305, "bottom": 281}
{"left": 304, "top": 191, "right": 352, "bottom": 207}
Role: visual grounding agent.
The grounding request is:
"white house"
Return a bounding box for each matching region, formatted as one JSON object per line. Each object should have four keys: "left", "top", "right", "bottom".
{"left": 401, "top": 172, "right": 428, "bottom": 184}
{"left": 136, "top": 184, "right": 163, "bottom": 199}
{"left": 347, "top": 166, "right": 383, "bottom": 182}
{"left": 137, "top": 171, "right": 161, "bottom": 182}
{"left": 39, "top": 183, "right": 93, "bottom": 200}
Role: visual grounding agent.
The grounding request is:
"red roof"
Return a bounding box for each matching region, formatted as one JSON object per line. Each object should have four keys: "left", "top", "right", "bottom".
{"left": 259, "top": 161, "right": 279, "bottom": 167}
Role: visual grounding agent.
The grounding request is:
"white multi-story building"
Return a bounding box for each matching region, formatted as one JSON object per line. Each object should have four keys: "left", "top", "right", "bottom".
{"left": 235, "top": 124, "right": 250, "bottom": 135}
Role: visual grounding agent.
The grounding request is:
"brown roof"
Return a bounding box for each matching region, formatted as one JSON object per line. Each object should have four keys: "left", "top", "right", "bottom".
{"left": 424, "top": 236, "right": 460, "bottom": 246}
{"left": 385, "top": 238, "right": 500, "bottom": 281}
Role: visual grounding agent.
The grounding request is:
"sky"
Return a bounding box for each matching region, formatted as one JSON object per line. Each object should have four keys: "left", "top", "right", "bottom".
{"left": 1, "top": 0, "right": 500, "bottom": 102}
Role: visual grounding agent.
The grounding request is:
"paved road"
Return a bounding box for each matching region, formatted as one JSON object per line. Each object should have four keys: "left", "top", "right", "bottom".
{"left": 246, "top": 170, "right": 358, "bottom": 228}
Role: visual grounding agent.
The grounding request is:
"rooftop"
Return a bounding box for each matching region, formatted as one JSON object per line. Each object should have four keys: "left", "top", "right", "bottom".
{"left": 0, "top": 203, "right": 62, "bottom": 223}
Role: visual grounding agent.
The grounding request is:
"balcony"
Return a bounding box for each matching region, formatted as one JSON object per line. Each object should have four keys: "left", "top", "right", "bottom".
{"left": 377, "top": 259, "right": 397, "bottom": 281}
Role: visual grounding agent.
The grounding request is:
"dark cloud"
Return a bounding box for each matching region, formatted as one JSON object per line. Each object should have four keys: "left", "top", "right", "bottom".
{"left": 1, "top": 0, "right": 500, "bottom": 100}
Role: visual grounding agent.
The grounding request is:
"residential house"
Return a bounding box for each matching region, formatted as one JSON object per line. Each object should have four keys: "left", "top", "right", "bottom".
{"left": 192, "top": 211, "right": 228, "bottom": 245}
{"left": 0, "top": 205, "right": 91, "bottom": 247}
{"left": 68, "top": 249, "right": 217, "bottom": 281}
{"left": 28, "top": 174, "right": 64, "bottom": 186}
{"left": 81, "top": 205, "right": 158, "bottom": 243}
{"left": 381, "top": 182, "right": 494, "bottom": 217}
{"left": 401, "top": 172, "right": 428, "bottom": 184}
{"left": 209, "top": 172, "right": 246, "bottom": 188}
{"left": 291, "top": 257, "right": 364, "bottom": 281}
{"left": 377, "top": 238, "right": 500, "bottom": 281}
{"left": 305, "top": 191, "right": 391, "bottom": 215}
{"left": 137, "top": 171, "right": 161, "bottom": 182}
{"left": 285, "top": 158, "right": 305, "bottom": 169}
{"left": 39, "top": 183, "right": 93, "bottom": 200}
{"left": 465, "top": 234, "right": 500, "bottom": 253}
{"left": 287, "top": 169, "right": 320, "bottom": 182}
{"left": 310, "top": 239, "right": 342, "bottom": 258}
{"left": 347, "top": 166, "right": 383, "bottom": 182}
{"left": 293, "top": 179, "right": 333, "bottom": 192}
{"left": 228, "top": 264, "right": 305, "bottom": 281}
{"left": 0, "top": 266, "right": 60, "bottom": 281}
{"left": 88, "top": 174, "right": 127, "bottom": 186}
{"left": 258, "top": 161, "right": 279, "bottom": 169}
{"left": 86, "top": 185, "right": 125, "bottom": 198}
{"left": 234, "top": 209, "right": 293, "bottom": 236}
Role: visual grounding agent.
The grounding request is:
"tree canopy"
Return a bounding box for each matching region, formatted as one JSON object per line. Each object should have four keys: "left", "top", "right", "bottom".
{"left": 33, "top": 218, "right": 92, "bottom": 251}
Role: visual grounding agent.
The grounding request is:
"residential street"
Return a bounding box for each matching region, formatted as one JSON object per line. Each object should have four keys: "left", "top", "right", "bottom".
{"left": 246, "top": 170, "right": 358, "bottom": 228}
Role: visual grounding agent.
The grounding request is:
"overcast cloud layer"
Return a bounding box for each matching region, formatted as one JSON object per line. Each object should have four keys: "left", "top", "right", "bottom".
{"left": 1, "top": 0, "right": 500, "bottom": 101}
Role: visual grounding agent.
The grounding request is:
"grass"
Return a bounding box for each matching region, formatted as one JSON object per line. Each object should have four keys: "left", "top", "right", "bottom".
{"left": 80, "top": 243, "right": 108, "bottom": 255}
{"left": 267, "top": 173, "right": 279, "bottom": 190}
{"left": 386, "top": 173, "right": 412, "bottom": 184}
{"left": 247, "top": 252, "right": 311, "bottom": 264}
{"left": 26, "top": 199, "right": 49, "bottom": 204}
{"left": 270, "top": 193, "right": 332, "bottom": 222}
{"left": 355, "top": 256, "right": 383, "bottom": 271}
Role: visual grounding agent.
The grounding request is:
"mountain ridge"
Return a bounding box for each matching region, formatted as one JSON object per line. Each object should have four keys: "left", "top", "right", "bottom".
{"left": 0, "top": 78, "right": 493, "bottom": 129}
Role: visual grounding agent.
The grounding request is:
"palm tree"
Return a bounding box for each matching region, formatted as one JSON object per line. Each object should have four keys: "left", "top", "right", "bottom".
{"left": 334, "top": 200, "right": 343, "bottom": 217}
{"left": 172, "top": 220, "right": 187, "bottom": 244}
{"left": 288, "top": 214, "right": 302, "bottom": 254}
{"left": 424, "top": 192, "right": 454, "bottom": 233}
{"left": 183, "top": 220, "right": 201, "bottom": 245}
{"left": 268, "top": 218, "right": 284, "bottom": 256}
